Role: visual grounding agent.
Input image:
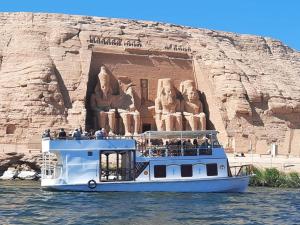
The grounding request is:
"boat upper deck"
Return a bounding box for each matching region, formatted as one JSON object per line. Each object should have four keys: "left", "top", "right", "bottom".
{"left": 42, "top": 130, "right": 226, "bottom": 158}
{"left": 42, "top": 138, "right": 136, "bottom": 152}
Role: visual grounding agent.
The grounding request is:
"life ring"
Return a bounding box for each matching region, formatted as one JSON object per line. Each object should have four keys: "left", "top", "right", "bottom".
{"left": 88, "top": 179, "right": 97, "bottom": 189}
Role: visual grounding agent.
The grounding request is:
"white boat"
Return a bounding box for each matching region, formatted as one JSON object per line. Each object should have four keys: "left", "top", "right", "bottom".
{"left": 41, "top": 130, "right": 252, "bottom": 192}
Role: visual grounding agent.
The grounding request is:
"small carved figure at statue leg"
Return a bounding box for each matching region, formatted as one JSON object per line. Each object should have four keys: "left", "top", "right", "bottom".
{"left": 133, "top": 112, "right": 141, "bottom": 135}
{"left": 120, "top": 112, "right": 132, "bottom": 136}
{"left": 99, "top": 111, "right": 108, "bottom": 131}
{"left": 107, "top": 110, "right": 116, "bottom": 134}
{"left": 175, "top": 113, "right": 183, "bottom": 131}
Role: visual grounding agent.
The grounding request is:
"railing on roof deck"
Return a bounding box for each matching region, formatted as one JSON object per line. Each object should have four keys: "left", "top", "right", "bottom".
{"left": 42, "top": 130, "right": 220, "bottom": 141}
{"left": 141, "top": 130, "right": 219, "bottom": 140}
{"left": 138, "top": 144, "right": 218, "bottom": 157}
{"left": 42, "top": 135, "right": 137, "bottom": 141}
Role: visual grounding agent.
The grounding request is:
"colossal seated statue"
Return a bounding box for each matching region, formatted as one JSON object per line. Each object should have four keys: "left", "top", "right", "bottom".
{"left": 116, "top": 77, "right": 141, "bottom": 136}
{"left": 154, "top": 78, "right": 182, "bottom": 131}
{"left": 90, "top": 67, "right": 140, "bottom": 135}
{"left": 90, "top": 66, "right": 117, "bottom": 133}
{"left": 180, "top": 80, "right": 206, "bottom": 130}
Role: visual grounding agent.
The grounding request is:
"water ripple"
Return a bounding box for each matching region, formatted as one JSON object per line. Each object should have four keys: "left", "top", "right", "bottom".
{"left": 0, "top": 181, "right": 300, "bottom": 225}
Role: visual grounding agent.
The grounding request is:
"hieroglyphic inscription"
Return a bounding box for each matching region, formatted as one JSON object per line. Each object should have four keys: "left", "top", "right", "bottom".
{"left": 88, "top": 35, "right": 192, "bottom": 52}
{"left": 89, "top": 35, "right": 142, "bottom": 48}
{"left": 164, "top": 43, "right": 191, "bottom": 52}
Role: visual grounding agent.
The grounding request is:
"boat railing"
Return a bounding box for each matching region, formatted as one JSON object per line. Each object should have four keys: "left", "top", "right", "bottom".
{"left": 230, "top": 164, "right": 253, "bottom": 177}
{"left": 138, "top": 144, "right": 215, "bottom": 157}
{"left": 42, "top": 135, "right": 137, "bottom": 141}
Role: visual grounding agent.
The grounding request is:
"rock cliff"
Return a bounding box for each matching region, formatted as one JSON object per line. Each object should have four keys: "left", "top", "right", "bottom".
{"left": 0, "top": 12, "right": 299, "bottom": 155}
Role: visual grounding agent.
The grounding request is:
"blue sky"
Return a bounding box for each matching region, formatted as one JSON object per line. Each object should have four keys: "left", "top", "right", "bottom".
{"left": 0, "top": 0, "right": 299, "bottom": 50}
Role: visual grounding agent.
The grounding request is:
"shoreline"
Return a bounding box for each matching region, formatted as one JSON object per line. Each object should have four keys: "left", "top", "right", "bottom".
{"left": 1, "top": 152, "right": 300, "bottom": 188}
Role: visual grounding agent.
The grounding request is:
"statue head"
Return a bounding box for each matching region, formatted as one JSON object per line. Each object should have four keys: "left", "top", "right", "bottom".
{"left": 181, "top": 80, "right": 198, "bottom": 102}
{"left": 161, "top": 79, "right": 176, "bottom": 104}
{"left": 98, "top": 66, "right": 111, "bottom": 98}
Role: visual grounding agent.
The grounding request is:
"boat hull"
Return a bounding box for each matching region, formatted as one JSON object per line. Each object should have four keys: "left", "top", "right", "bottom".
{"left": 42, "top": 176, "right": 250, "bottom": 193}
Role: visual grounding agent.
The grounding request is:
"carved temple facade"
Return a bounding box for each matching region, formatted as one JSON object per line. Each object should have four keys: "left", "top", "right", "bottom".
{"left": 86, "top": 52, "right": 207, "bottom": 135}
{"left": 1, "top": 13, "right": 300, "bottom": 156}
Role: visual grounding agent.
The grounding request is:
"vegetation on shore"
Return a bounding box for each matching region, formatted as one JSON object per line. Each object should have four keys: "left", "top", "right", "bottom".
{"left": 250, "top": 167, "right": 300, "bottom": 188}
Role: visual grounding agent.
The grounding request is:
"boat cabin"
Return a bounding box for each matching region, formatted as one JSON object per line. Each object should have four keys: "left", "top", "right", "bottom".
{"left": 135, "top": 130, "right": 230, "bottom": 182}
{"left": 41, "top": 131, "right": 240, "bottom": 187}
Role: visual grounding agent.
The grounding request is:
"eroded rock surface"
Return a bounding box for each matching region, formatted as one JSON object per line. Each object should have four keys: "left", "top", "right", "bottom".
{"left": 0, "top": 12, "right": 299, "bottom": 155}
{"left": 0, "top": 153, "right": 41, "bottom": 180}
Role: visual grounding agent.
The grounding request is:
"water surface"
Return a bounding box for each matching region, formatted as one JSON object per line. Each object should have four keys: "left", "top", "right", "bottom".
{"left": 0, "top": 181, "right": 299, "bottom": 225}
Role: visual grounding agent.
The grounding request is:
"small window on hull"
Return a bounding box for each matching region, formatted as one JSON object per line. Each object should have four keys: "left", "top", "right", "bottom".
{"left": 181, "top": 164, "right": 193, "bottom": 177}
{"left": 154, "top": 165, "right": 166, "bottom": 178}
{"left": 206, "top": 163, "right": 218, "bottom": 176}
{"left": 88, "top": 151, "right": 93, "bottom": 156}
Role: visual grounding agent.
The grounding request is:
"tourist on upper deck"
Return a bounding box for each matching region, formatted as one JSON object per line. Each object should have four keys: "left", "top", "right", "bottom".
{"left": 164, "top": 141, "right": 169, "bottom": 156}
{"left": 182, "top": 140, "right": 187, "bottom": 148}
{"left": 72, "top": 128, "right": 81, "bottom": 140}
{"left": 58, "top": 128, "right": 66, "bottom": 140}
{"left": 95, "top": 128, "right": 105, "bottom": 140}
{"left": 88, "top": 129, "right": 94, "bottom": 139}
{"left": 193, "top": 138, "right": 198, "bottom": 147}
{"left": 187, "top": 139, "right": 192, "bottom": 146}
{"left": 81, "top": 131, "right": 89, "bottom": 140}
{"left": 101, "top": 128, "right": 107, "bottom": 139}
{"left": 199, "top": 137, "right": 209, "bottom": 148}
{"left": 42, "top": 129, "right": 51, "bottom": 139}
{"left": 165, "top": 141, "right": 169, "bottom": 147}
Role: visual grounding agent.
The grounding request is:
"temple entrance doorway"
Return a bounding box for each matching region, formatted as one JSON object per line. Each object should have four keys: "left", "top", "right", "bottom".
{"left": 142, "top": 123, "right": 151, "bottom": 133}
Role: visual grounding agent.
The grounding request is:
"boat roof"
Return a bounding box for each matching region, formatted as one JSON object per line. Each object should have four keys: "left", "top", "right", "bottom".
{"left": 42, "top": 139, "right": 136, "bottom": 152}
{"left": 141, "top": 130, "right": 218, "bottom": 139}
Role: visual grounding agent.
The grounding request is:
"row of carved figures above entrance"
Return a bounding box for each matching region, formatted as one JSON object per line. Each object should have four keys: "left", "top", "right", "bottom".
{"left": 89, "top": 66, "right": 206, "bottom": 135}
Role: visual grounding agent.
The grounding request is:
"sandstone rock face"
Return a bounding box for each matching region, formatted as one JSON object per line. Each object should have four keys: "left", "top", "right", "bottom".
{"left": 0, "top": 153, "right": 42, "bottom": 177}
{"left": 0, "top": 12, "right": 300, "bottom": 155}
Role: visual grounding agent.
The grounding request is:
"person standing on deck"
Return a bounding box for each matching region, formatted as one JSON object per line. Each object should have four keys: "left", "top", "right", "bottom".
{"left": 95, "top": 129, "right": 104, "bottom": 140}
{"left": 58, "top": 128, "right": 67, "bottom": 140}
{"left": 72, "top": 128, "right": 81, "bottom": 140}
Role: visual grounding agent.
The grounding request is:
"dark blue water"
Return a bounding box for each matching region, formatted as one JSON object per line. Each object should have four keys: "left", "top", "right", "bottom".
{"left": 0, "top": 181, "right": 299, "bottom": 225}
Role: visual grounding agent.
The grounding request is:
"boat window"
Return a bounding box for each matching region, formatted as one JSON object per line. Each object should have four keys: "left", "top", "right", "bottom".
{"left": 154, "top": 165, "right": 166, "bottom": 178}
{"left": 181, "top": 164, "right": 193, "bottom": 177}
{"left": 88, "top": 151, "right": 93, "bottom": 156}
{"left": 206, "top": 163, "right": 218, "bottom": 176}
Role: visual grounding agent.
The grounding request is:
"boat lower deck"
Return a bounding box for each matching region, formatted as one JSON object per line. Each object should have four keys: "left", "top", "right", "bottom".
{"left": 42, "top": 176, "right": 250, "bottom": 193}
